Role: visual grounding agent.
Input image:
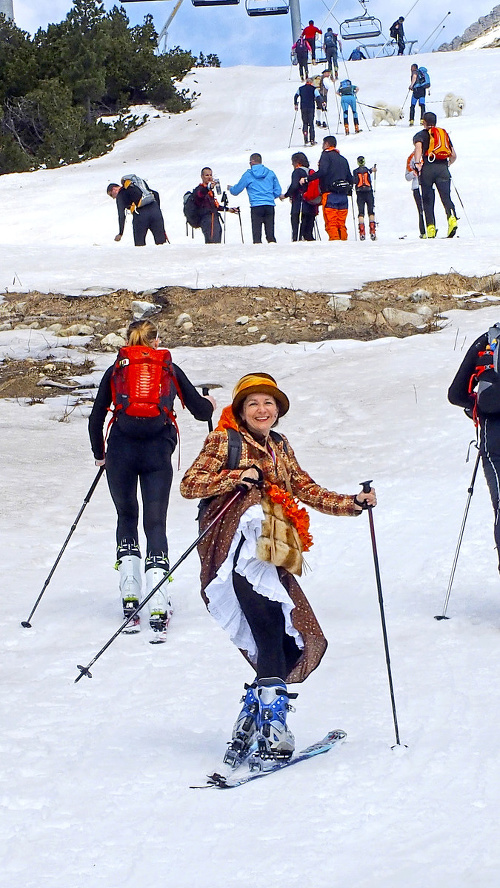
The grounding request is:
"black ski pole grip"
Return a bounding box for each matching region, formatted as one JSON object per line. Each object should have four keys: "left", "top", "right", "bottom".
{"left": 202, "top": 386, "right": 213, "bottom": 432}
{"left": 357, "top": 479, "right": 373, "bottom": 509}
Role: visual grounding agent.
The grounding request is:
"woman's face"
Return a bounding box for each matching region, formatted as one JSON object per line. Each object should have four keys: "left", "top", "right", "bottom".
{"left": 241, "top": 393, "right": 279, "bottom": 437}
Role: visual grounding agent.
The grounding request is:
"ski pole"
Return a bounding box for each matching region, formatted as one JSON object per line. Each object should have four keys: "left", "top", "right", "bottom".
{"left": 288, "top": 108, "right": 298, "bottom": 149}
{"left": 21, "top": 467, "right": 105, "bottom": 628}
{"left": 196, "top": 382, "right": 222, "bottom": 433}
{"left": 360, "top": 479, "right": 403, "bottom": 747}
{"left": 350, "top": 193, "right": 358, "bottom": 241}
{"left": 450, "top": 177, "right": 475, "bottom": 237}
{"left": 237, "top": 207, "right": 244, "bottom": 243}
{"left": 75, "top": 488, "right": 246, "bottom": 682}
{"left": 435, "top": 447, "right": 481, "bottom": 621}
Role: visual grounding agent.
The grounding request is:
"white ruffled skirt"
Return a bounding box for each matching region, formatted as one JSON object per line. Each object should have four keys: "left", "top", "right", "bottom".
{"left": 204, "top": 503, "right": 304, "bottom": 664}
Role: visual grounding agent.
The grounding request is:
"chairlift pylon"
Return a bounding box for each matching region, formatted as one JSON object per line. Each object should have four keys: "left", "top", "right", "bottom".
{"left": 245, "top": 0, "right": 289, "bottom": 17}
{"left": 340, "top": 0, "right": 382, "bottom": 41}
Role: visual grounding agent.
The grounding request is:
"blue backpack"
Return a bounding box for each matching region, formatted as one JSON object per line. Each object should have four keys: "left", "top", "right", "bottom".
{"left": 417, "top": 67, "right": 430, "bottom": 88}
{"left": 339, "top": 79, "right": 354, "bottom": 96}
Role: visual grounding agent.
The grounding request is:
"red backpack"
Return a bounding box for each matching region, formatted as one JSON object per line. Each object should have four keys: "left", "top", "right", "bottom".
{"left": 110, "top": 346, "right": 184, "bottom": 420}
{"left": 302, "top": 170, "right": 322, "bottom": 205}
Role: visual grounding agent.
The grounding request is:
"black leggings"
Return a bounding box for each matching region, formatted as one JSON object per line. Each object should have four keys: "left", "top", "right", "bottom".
{"left": 106, "top": 427, "right": 174, "bottom": 556}
{"left": 232, "top": 540, "right": 301, "bottom": 680}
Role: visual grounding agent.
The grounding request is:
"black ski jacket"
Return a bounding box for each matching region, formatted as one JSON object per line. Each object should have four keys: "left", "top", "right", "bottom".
{"left": 448, "top": 332, "right": 500, "bottom": 456}
{"left": 307, "top": 148, "right": 352, "bottom": 194}
{"left": 115, "top": 183, "right": 160, "bottom": 235}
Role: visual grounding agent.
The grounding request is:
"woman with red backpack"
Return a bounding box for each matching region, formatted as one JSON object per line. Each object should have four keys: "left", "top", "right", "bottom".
{"left": 88, "top": 319, "right": 215, "bottom": 638}
{"left": 281, "top": 152, "right": 317, "bottom": 241}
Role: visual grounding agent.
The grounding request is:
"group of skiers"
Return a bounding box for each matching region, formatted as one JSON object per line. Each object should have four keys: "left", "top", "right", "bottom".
{"left": 292, "top": 13, "right": 408, "bottom": 80}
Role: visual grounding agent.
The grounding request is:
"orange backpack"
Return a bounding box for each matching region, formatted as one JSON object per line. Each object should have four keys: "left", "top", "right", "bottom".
{"left": 426, "top": 127, "right": 452, "bottom": 161}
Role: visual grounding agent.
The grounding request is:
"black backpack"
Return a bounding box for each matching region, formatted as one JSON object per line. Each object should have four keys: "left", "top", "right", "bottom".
{"left": 390, "top": 22, "right": 398, "bottom": 38}
{"left": 470, "top": 324, "right": 500, "bottom": 418}
{"left": 324, "top": 32, "right": 336, "bottom": 48}
{"left": 183, "top": 190, "right": 202, "bottom": 229}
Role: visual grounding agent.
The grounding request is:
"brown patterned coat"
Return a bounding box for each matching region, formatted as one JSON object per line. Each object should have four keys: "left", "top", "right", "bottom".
{"left": 180, "top": 423, "right": 360, "bottom": 683}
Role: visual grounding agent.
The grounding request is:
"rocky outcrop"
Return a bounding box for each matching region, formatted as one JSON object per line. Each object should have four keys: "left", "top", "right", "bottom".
{"left": 438, "top": 5, "right": 500, "bottom": 51}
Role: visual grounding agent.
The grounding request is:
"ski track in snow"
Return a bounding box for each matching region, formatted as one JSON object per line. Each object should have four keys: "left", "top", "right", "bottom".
{"left": 1, "top": 45, "right": 500, "bottom": 888}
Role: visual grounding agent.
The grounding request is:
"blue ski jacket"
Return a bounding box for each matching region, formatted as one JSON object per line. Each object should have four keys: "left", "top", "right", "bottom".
{"left": 229, "top": 164, "right": 282, "bottom": 207}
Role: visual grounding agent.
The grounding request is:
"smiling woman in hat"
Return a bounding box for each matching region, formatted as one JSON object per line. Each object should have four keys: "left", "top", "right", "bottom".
{"left": 180, "top": 372, "right": 376, "bottom": 770}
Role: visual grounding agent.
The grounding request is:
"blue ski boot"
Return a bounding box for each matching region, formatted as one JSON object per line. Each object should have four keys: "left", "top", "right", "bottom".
{"left": 223, "top": 682, "right": 259, "bottom": 768}
{"left": 250, "top": 678, "right": 296, "bottom": 770}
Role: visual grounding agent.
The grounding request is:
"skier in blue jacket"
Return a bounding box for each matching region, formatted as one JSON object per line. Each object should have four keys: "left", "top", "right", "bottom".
{"left": 228, "top": 154, "right": 283, "bottom": 243}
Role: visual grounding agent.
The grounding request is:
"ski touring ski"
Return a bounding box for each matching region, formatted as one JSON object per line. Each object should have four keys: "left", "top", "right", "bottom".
{"left": 191, "top": 729, "right": 346, "bottom": 790}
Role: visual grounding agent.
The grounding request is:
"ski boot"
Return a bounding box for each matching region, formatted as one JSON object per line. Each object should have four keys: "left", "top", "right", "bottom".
{"left": 344, "top": 123, "right": 349, "bottom": 135}
{"left": 447, "top": 214, "right": 458, "bottom": 238}
{"left": 369, "top": 220, "right": 377, "bottom": 241}
{"left": 145, "top": 553, "right": 173, "bottom": 640}
{"left": 354, "top": 123, "right": 361, "bottom": 133}
{"left": 426, "top": 223, "right": 437, "bottom": 239}
{"left": 358, "top": 222, "right": 366, "bottom": 241}
{"left": 116, "top": 540, "right": 142, "bottom": 632}
{"left": 249, "top": 678, "right": 297, "bottom": 771}
{"left": 223, "top": 682, "right": 259, "bottom": 768}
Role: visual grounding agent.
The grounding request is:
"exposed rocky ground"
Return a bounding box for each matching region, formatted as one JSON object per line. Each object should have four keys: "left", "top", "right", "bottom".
{"left": 1, "top": 271, "right": 500, "bottom": 401}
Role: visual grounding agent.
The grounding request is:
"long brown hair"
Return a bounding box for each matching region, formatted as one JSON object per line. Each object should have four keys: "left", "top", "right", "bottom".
{"left": 127, "top": 320, "right": 158, "bottom": 346}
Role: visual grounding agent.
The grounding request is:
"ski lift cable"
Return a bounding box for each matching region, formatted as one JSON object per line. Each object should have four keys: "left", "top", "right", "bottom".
{"left": 419, "top": 11, "right": 451, "bottom": 53}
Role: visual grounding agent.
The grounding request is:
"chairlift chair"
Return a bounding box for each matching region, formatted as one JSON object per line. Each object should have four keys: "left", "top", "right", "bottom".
{"left": 192, "top": 0, "right": 239, "bottom": 6}
{"left": 340, "top": 0, "right": 382, "bottom": 40}
{"left": 245, "top": 0, "right": 289, "bottom": 16}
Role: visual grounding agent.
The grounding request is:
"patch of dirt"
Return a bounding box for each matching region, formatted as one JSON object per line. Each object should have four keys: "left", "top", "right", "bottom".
{"left": 1, "top": 271, "right": 499, "bottom": 400}
{"left": 0, "top": 357, "right": 95, "bottom": 401}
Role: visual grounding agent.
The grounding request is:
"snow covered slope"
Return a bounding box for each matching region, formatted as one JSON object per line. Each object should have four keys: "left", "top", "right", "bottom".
{"left": 2, "top": 47, "right": 500, "bottom": 888}
{"left": 0, "top": 47, "right": 499, "bottom": 294}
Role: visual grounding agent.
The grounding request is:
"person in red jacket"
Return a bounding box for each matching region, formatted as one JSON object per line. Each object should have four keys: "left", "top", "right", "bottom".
{"left": 301, "top": 20, "right": 322, "bottom": 61}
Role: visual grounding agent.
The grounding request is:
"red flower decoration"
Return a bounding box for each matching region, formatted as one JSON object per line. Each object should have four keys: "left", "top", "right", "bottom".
{"left": 265, "top": 483, "right": 314, "bottom": 552}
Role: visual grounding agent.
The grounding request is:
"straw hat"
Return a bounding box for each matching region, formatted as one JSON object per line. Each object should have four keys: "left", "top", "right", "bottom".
{"left": 232, "top": 373, "right": 289, "bottom": 417}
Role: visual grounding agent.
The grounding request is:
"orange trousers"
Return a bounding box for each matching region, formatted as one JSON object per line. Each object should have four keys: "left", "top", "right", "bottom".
{"left": 322, "top": 195, "right": 348, "bottom": 240}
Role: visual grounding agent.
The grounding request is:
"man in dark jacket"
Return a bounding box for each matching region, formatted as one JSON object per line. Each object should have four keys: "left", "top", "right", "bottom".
{"left": 390, "top": 16, "right": 405, "bottom": 54}
{"left": 303, "top": 135, "right": 353, "bottom": 240}
{"left": 193, "top": 167, "right": 223, "bottom": 244}
{"left": 294, "top": 78, "right": 320, "bottom": 146}
{"left": 107, "top": 176, "right": 166, "bottom": 246}
{"left": 448, "top": 324, "right": 500, "bottom": 572}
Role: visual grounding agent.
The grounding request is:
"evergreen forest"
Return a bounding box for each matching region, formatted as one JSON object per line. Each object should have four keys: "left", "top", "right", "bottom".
{"left": 0, "top": 0, "right": 218, "bottom": 174}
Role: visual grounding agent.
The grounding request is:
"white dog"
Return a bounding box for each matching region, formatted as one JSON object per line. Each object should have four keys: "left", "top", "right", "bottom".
{"left": 443, "top": 93, "right": 466, "bottom": 117}
{"left": 372, "top": 101, "right": 405, "bottom": 126}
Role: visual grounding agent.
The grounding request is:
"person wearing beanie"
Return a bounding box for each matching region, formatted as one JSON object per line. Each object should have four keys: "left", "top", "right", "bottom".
{"left": 353, "top": 155, "right": 377, "bottom": 240}
{"left": 181, "top": 373, "right": 376, "bottom": 770}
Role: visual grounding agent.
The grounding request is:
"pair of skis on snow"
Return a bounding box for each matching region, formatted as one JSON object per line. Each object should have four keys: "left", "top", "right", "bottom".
{"left": 191, "top": 729, "right": 346, "bottom": 790}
